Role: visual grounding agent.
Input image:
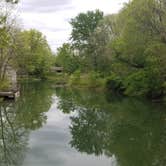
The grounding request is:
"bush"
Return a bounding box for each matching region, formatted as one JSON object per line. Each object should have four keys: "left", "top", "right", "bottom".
{"left": 46, "top": 72, "right": 69, "bottom": 84}
{"left": 106, "top": 74, "right": 124, "bottom": 93}
{"left": 69, "top": 71, "right": 105, "bottom": 89}
{"left": 124, "top": 69, "right": 164, "bottom": 98}
{"left": 145, "top": 68, "right": 164, "bottom": 99}
{"left": 124, "top": 71, "right": 149, "bottom": 96}
{"left": 69, "top": 70, "right": 81, "bottom": 85}
{"left": 88, "top": 72, "right": 105, "bottom": 88}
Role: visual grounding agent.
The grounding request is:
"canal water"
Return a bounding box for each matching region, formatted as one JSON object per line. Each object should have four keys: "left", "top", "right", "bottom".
{"left": 0, "top": 81, "right": 166, "bottom": 166}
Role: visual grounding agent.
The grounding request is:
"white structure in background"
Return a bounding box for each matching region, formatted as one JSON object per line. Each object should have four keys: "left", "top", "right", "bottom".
{"left": 5, "top": 65, "right": 17, "bottom": 90}
{"left": 0, "top": 65, "right": 19, "bottom": 99}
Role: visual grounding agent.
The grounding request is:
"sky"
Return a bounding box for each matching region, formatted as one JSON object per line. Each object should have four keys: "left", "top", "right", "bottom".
{"left": 18, "top": 0, "right": 129, "bottom": 52}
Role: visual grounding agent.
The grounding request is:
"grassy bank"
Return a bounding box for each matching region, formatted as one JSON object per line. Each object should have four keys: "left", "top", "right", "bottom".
{"left": 18, "top": 72, "right": 166, "bottom": 102}
{"left": 45, "top": 71, "right": 106, "bottom": 90}
{"left": 68, "top": 71, "right": 106, "bottom": 90}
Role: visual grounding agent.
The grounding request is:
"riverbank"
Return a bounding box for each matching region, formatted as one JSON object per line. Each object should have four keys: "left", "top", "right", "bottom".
{"left": 16, "top": 72, "right": 166, "bottom": 101}
{"left": 45, "top": 72, "right": 166, "bottom": 101}
{"left": 45, "top": 72, "right": 106, "bottom": 90}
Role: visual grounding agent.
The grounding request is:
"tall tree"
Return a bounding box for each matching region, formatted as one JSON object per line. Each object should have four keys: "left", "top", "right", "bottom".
{"left": 0, "top": 1, "right": 19, "bottom": 81}
{"left": 70, "top": 10, "right": 104, "bottom": 53}
{"left": 109, "top": 0, "right": 166, "bottom": 97}
{"left": 87, "top": 14, "right": 117, "bottom": 72}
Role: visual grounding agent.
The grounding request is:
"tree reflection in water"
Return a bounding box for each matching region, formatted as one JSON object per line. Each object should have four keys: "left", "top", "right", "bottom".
{"left": 0, "top": 101, "right": 28, "bottom": 166}
{"left": 0, "top": 81, "right": 53, "bottom": 166}
{"left": 56, "top": 88, "right": 166, "bottom": 166}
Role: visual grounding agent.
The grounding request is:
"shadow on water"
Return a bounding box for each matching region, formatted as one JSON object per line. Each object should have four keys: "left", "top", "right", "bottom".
{"left": 0, "top": 81, "right": 53, "bottom": 166}
{"left": 56, "top": 88, "right": 166, "bottom": 166}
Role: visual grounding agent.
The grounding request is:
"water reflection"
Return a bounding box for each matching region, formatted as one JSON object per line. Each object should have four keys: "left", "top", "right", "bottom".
{"left": 0, "top": 101, "right": 28, "bottom": 166}
{"left": 1, "top": 82, "right": 166, "bottom": 166}
{"left": 16, "top": 82, "right": 53, "bottom": 130}
{"left": 0, "top": 82, "right": 53, "bottom": 166}
{"left": 56, "top": 88, "right": 166, "bottom": 166}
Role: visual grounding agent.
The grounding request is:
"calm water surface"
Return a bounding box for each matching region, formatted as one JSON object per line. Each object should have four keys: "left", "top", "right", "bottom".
{"left": 0, "top": 81, "right": 166, "bottom": 166}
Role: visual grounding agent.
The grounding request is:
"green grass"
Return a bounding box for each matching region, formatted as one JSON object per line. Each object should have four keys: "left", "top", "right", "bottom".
{"left": 45, "top": 72, "right": 69, "bottom": 85}
{"left": 68, "top": 72, "right": 106, "bottom": 90}
{"left": 0, "top": 79, "right": 10, "bottom": 91}
{"left": 19, "top": 72, "right": 107, "bottom": 90}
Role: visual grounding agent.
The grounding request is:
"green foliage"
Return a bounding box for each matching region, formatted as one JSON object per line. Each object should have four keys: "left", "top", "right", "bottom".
{"left": 46, "top": 73, "right": 69, "bottom": 84}
{"left": 55, "top": 43, "right": 80, "bottom": 74}
{"left": 70, "top": 10, "right": 104, "bottom": 51}
{"left": 0, "top": 79, "right": 10, "bottom": 90}
{"left": 56, "top": 88, "right": 166, "bottom": 165}
{"left": 106, "top": 74, "right": 124, "bottom": 93}
{"left": 55, "top": 3, "right": 166, "bottom": 98}
{"left": 86, "top": 15, "right": 116, "bottom": 72}
{"left": 124, "top": 70, "right": 149, "bottom": 96}
{"left": 107, "top": 0, "right": 166, "bottom": 98}
{"left": 15, "top": 29, "right": 53, "bottom": 78}
{"left": 0, "top": 0, "right": 54, "bottom": 82}
{"left": 52, "top": 2, "right": 166, "bottom": 98}
{"left": 69, "top": 70, "right": 81, "bottom": 85}
{"left": 87, "top": 72, "right": 103, "bottom": 87}
{"left": 0, "top": 17, "right": 18, "bottom": 81}
{"left": 69, "top": 71, "right": 105, "bottom": 89}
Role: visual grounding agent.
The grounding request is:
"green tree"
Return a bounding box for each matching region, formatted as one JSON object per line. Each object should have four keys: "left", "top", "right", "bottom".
{"left": 87, "top": 14, "right": 117, "bottom": 72}
{"left": 70, "top": 10, "right": 103, "bottom": 53}
{"left": 108, "top": 0, "right": 166, "bottom": 98}
{"left": 15, "top": 29, "right": 53, "bottom": 78}
{"left": 55, "top": 43, "right": 80, "bottom": 73}
{"left": 69, "top": 10, "right": 104, "bottom": 72}
{"left": 0, "top": 12, "right": 19, "bottom": 83}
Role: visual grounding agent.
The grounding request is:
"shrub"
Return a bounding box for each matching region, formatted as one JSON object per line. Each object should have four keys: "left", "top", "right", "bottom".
{"left": 124, "top": 69, "right": 164, "bottom": 98}
{"left": 124, "top": 71, "right": 149, "bottom": 96}
{"left": 69, "top": 71, "right": 105, "bottom": 89}
{"left": 69, "top": 70, "right": 81, "bottom": 85}
{"left": 106, "top": 74, "right": 124, "bottom": 93}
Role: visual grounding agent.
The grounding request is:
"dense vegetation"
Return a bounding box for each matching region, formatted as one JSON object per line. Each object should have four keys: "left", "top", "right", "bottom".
{"left": 55, "top": 0, "right": 166, "bottom": 99}
{"left": 15, "top": 29, "right": 53, "bottom": 78}
{"left": 0, "top": 0, "right": 54, "bottom": 90}
{"left": 1, "top": 0, "right": 166, "bottom": 99}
